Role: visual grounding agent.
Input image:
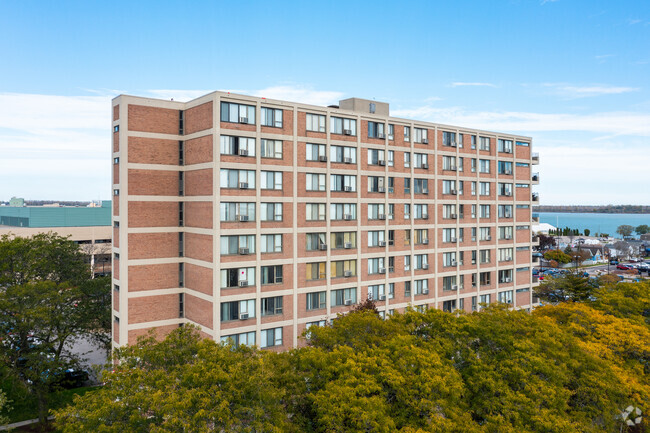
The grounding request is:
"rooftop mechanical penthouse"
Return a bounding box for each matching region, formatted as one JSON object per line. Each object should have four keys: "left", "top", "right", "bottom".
{"left": 111, "top": 92, "right": 540, "bottom": 350}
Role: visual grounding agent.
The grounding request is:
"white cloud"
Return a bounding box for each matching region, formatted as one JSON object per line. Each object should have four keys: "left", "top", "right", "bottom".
{"left": 450, "top": 82, "right": 496, "bottom": 88}
{"left": 540, "top": 83, "right": 640, "bottom": 98}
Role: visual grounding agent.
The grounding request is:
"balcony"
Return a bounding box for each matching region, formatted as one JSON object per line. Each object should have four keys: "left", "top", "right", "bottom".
{"left": 532, "top": 192, "right": 539, "bottom": 202}
{"left": 532, "top": 172, "right": 539, "bottom": 184}
{"left": 532, "top": 153, "right": 539, "bottom": 165}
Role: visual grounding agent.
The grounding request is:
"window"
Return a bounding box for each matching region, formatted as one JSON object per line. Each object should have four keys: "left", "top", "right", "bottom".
{"left": 479, "top": 205, "right": 490, "bottom": 219}
{"left": 306, "top": 291, "right": 326, "bottom": 310}
{"left": 479, "top": 294, "right": 491, "bottom": 306}
{"left": 113, "top": 157, "right": 119, "bottom": 164}
{"left": 305, "top": 173, "right": 326, "bottom": 191}
{"left": 331, "top": 174, "right": 356, "bottom": 192}
{"left": 261, "top": 171, "right": 283, "bottom": 190}
{"left": 368, "top": 203, "right": 386, "bottom": 220}
{"left": 458, "top": 157, "right": 464, "bottom": 171}
{"left": 442, "top": 228, "right": 457, "bottom": 243}
{"left": 221, "top": 331, "right": 256, "bottom": 347}
{"left": 498, "top": 205, "right": 513, "bottom": 219}
{"left": 260, "top": 203, "right": 283, "bottom": 221}
{"left": 368, "top": 230, "right": 386, "bottom": 247}
{"left": 442, "top": 276, "right": 457, "bottom": 291}
{"left": 306, "top": 233, "right": 327, "bottom": 251}
{"left": 331, "top": 116, "right": 357, "bottom": 135}
{"left": 479, "top": 227, "right": 491, "bottom": 241}
{"left": 479, "top": 159, "right": 490, "bottom": 173}
{"left": 220, "top": 169, "right": 255, "bottom": 189}
{"left": 499, "top": 248, "right": 514, "bottom": 262}
{"left": 221, "top": 102, "right": 255, "bottom": 124}
{"left": 404, "top": 178, "right": 411, "bottom": 194}
{"left": 261, "top": 296, "right": 283, "bottom": 316}
{"left": 499, "top": 226, "right": 514, "bottom": 240}
{"left": 113, "top": 189, "right": 119, "bottom": 196}
{"left": 442, "top": 180, "right": 457, "bottom": 195}
{"left": 404, "top": 126, "right": 411, "bottom": 141}
{"left": 368, "top": 257, "right": 386, "bottom": 275}
{"left": 404, "top": 204, "right": 411, "bottom": 220}
{"left": 220, "top": 202, "right": 255, "bottom": 222}
{"left": 479, "top": 182, "right": 490, "bottom": 196}
{"left": 442, "top": 131, "right": 457, "bottom": 146}
{"left": 221, "top": 299, "right": 255, "bottom": 321}
{"left": 471, "top": 181, "right": 476, "bottom": 196}
{"left": 479, "top": 136, "right": 490, "bottom": 151}
{"left": 498, "top": 161, "right": 513, "bottom": 175}
{"left": 220, "top": 267, "right": 255, "bottom": 288}
{"left": 331, "top": 231, "right": 357, "bottom": 249}
{"left": 498, "top": 182, "right": 513, "bottom": 196}
{"left": 442, "top": 300, "right": 457, "bottom": 312}
{"left": 516, "top": 141, "right": 529, "bottom": 147}
{"left": 404, "top": 255, "right": 411, "bottom": 271}
{"left": 306, "top": 113, "right": 326, "bottom": 132}
{"left": 220, "top": 235, "right": 255, "bottom": 255}
{"left": 367, "top": 284, "right": 385, "bottom": 300}
{"left": 306, "top": 143, "right": 326, "bottom": 161}
{"left": 458, "top": 133, "right": 464, "bottom": 148}
{"left": 516, "top": 162, "right": 530, "bottom": 167}
{"left": 415, "top": 228, "right": 428, "bottom": 244}
{"left": 404, "top": 152, "right": 411, "bottom": 168}
{"left": 330, "top": 145, "right": 356, "bottom": 163}
{"left": 414, "top": 179, "right": 428, "bottom": 194}
{"left": 414, "top": 127, "right": 427, "bottom": 143}
{"left": 260, "top": 327, "right": 283, "bottom": 348}
{"left": 442, "top": 204, "right": 457, "bottom": 219}
{"left": 261, "top": 107, "right": 283, "bottom": 128}
{"left": 443, "top": 252, "right": 457, "bottom": 267}
{"left": 442, "top": 156, "right": 457, "bottom": 170}
{"left": 261, "top": 265, "right": 283, "bottom": 284}
{"left": 261, "top": 234, "right": 282, "bottom": 253}
{"left": 516, "top": 204, "right": 530, "bottom": 209}
{"left": 414, "top": 254, "right": 428, "bottom": 270}
{"left": 499, "top": 269, "right": 514, "bottom": 284}
{"left": 516, "top": 225, "right": 530, "bottom": 230}
{"left": 415, "top": 279, "right": 428, "bottom": 295}
{"left": 405, "top": 281, "right": 412, "bottom": 297}
{"left": 332, "top": 288, "right": 357, "bottom": 306}
{"left": 414, "top": 204, "right": 428, "bottom": 219}
{"left": 516, "top": 245, "right": 530, "bottom": 251}
{"left": 516, "top": 183, "right": 530, "bottom": 188}
{"left": 480, "top": 272, "right": 491, "bottom": 286}
{"left": 498, "top": 139, "right": 513, "bottom": 153}
{"left": 260, "top": 139, "right": 283, "bottom": 158}
{"left": 498, "top": 290, "right": 513, "bottom": 304}
{"left": 368, "top": 121, "right": 385, "bottom": 138}
{"left": 330, "top": 203, "right": 356, "bottom": 220}
{"left": 388, "top": 124, "right": 395, "bottom": 140}
{"left": 470, "top": 158, "right": 477, "bottom": 173}
{"left": 220, "top": 135, "right": 256, "bottom": 156}
{"left": 388, "top": 150, "right": 394, "bottom": 166}
{"left": 332, "top": 260, "right": 356, "bottom": 277}
{"left": 479, "top": 249, "right": 491, "bottom": 264}
{"left": 367, "top": 149, "right": 386, "bottom": 166}
{"left": 306, "top": 262, "right": 326, "bottom": 280}
{"left": 306, "top": 203, "right": 326, "bottom": 221}
{"left": 471, "top": 135, "right": 477, "bottom": 149}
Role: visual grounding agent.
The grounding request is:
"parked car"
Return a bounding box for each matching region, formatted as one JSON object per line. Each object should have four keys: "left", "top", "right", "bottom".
{"left": 609, "top": 259, "right": 619, "bottom": 265}
{"left": 616, "top": 264, "right": 633, "bottom": 270}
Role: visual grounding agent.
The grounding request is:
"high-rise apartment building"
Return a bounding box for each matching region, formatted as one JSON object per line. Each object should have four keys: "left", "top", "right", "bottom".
{"left": 111, "top": 92, "right": 540, "bottom": 350}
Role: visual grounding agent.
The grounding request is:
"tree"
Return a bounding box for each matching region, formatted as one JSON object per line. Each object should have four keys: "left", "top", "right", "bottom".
{"left": 544, "top": 249, "right": 572, "bottom": 264}
{"left": 534, "top": 273, "right": 594, "bottom": 303}
{"left": 636, "top": 224, "right": 650, "bottom": 235}
{"left": 537, "top": 233, "right": 556, "bottom": 250}
{"left": 563, "top": 245, "right": 572, "bottom": 255}
{"left": 0, "top": 234, "right": 110, "bottom": 425}
{"left": 584, "top": 228, "right": 590, "bottom": 236}
{"left": 617, "top": 224, "right": 634, "bottom": 238}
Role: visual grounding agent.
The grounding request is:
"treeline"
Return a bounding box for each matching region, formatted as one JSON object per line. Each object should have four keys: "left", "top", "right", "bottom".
{"left": 55, "top": 284, "right": 650, "bottom": 433}
{"left": 535, "top": 204, "right": 650, "bottom": 214}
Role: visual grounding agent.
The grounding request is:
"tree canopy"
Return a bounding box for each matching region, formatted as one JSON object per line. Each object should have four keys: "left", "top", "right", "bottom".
{"left": 55, "top": 281, "right": 650, "bottom": 433}
{"left": 544, "top": 249, "right": 572, "bottom": 265}
{"left": 616, "top": 225, "right": 634, "bottom": 238}
{"left": 636, "top": 224, "right": 650, "bottom": 235}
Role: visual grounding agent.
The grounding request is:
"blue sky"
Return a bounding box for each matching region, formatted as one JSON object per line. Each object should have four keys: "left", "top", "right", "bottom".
{"left": 0, "top": 0, "right": 648, "bottom": 204}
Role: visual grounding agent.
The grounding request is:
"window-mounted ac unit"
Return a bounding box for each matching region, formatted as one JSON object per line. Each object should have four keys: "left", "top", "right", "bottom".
{"left": 378, "top": 133, "right": 385, "bottom": 139}
{"left": 504, "top": 235, "right": 512, "bottom": 240}
{"left": 239, "top": 247, "right": 250, "bottom": 255}
{"left": 452, "top": 284, "right": 458, "bottom": 291}
{"left": 343, "top": 129, "right": 352, "bottom": 135}
{"left": 239, "top": 312, "right": 249, "bottom": 320}
{"left": 378, "top": 187, "right": 386, "bottom": 193}
{"left": 238, "top": 148, "right": 248, "bottom": 156}
{"left": 379, "top": 160, "right": 386, "bottom": 166}
{"left": 344, "top": 242, "right": 353, "bottom": 249}
{"left": 239, "top": 182, "right": 249, "bottom": 189}
{"left": 239, "top": 117, "right": 249, "bottom": 124}
{"left": 421, "top": 138, "right": 429, "bottom": 144}
{"left": 344, "top": 157, "right": 353, "bottom": 164}
{"left": 237, "top": 214, "right": 249, "bottom": 222}
{"left": 344, "top": 299, "right": 352, "bottom": 306}
{"left": 450, "top": 213, "right": 458, "bottom": 219}
{"left": 422, "top": 288, "right": 429, "bottom": 294}
{"left": 318, "top": 244, "right": 328, "bottom": 251}
{"left": 450, "top": 166, "right": 457, "bottom": 171}
{"left": 378, "top": 214, "right": 386, "bottom": 220}
{"left": 344, "top": 214, "right": 353, "bottom": 220}
{"left": 422, "top": 238, "right": 429, "bottom": 245}
{"left": 505, "top": 191, "right": 512, "bottom": 196}
{"left": 422, "top": 263, "right": 429, "bottom": 270}
{"left": 458, "top": 261, "right": 464, "bottom": 265}
{"left": 378, "top": 241, "right": 386, "bottom": 247}
{"left": 504, "top": 278, "right": 512, "bottom": 283}
{"left": 421, "top": 163, "right": 429, "bottom": 169}
{"left": 378, "top": 268, "right": 386, "bottom": 274}
{"left": 506, "top": 257, "right": 512, "bottom": 261}
{"left": 451, "top": 261, "right": 457, "bottom": 266}
{"left": 379, "top": 294, "right": 386, "bottom": 300}
{"left": 318, "top": 155, "right": 328, "bottom": 162}
{"left": 344, "top": 186, "right": 353, "bottom": 192}
{"left": 451, "top": 237, "right": 457, "bottom": 242}
{"left": 422, "top": 189, "right": 429, "bottom": 194}
{"left": 239, "top": 280, "right": 249, "bottom": 287}
{"left": 486, "top": 236, "right": 492, "bottom": 241}
{"left": 421, "top": 214, "right": 429, "bottom": 220}
{"left": 344, "top": 270, "right": 352, "bottom": 277}
{"left": 450, "top": 142, "right": 457, "bottom": 147}
{"left": 504, "top": 169, "right": 512, "bottom": 175}
{"left": 451, "top": 189, "right": 458, "bottom": 195}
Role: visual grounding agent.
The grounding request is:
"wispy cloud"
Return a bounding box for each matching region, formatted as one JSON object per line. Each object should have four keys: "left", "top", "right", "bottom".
{"left": 540, "top": 0, "right": 559, "bottom": 5}
{"left": 542, "top": 83, "right": 639, "bottom": 98}
{"left": 450, "top": 82, "right": 496, "bottom": 88}
{"left": 628, "top": 18, "right": 642, "bottom": 25}
{"left": 594, "top": 54, "right": 615, "bottom": 63}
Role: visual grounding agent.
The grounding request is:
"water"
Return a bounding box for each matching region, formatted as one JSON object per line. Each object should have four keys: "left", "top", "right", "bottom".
{"left": 537, "top": 212, "right": 650, "bottom": 237}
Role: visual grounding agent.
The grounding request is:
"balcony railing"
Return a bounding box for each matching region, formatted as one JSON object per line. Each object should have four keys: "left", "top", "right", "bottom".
{"left": 532, "top": 193, "right": 539, "bottom": 202}
{"left": 532, "top": 172, "right": 539, "bottom": 183}
{"left": 532, "top": 153, "right": 539, "bottom": 165}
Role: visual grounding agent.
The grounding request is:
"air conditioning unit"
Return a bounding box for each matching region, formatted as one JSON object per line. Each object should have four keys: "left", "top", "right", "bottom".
{"left": 344, "top": 186, "right": 353, "bottom": 192}
{"left": 450, "top": 166, "right": 457, "bottom": 171}
{"left": 343, "top": 129, "right": 352, "bottom": 135}
{"left": 344, "top": 270, "right": 352, "bottom": 277}
{"left": 237, "top": 214, "right": 249, "bottom": 222}
{"left": 344, "top": 214, "right": 353, "bottom": 221}
{"left": 504, "top": 278, "right": 512, "bottom": 283}
{"left": 378, "top": 187, "right": 386, "bottom": 193}
{"left": 450, "top": 213, "right": 458, "bottom": 219}
{"left": 318, "top": 244, "right": 328, "bottom": 251}
{"left": 421, "top": 138, "right": 429, "bottom": 144}
{"left": 450, "top": 141, "right": 457, "bottom": 147}
{"left": 451, "top": 261, "right": 457, "bottom": 266}
{"left": 239, "top": 117, "right": 249, "bottom": 124}
{"left": 451, "top": 189, "right": 458, "bottom": 195}
{"left": 379, "top": 294, "right": 386, "bottom": 300}
{"left": 422, "top": 238, "right": 429, "bottom": 245}
{"left": 378, "top": 214, "right": 386, "bottom": 220}
{"left": 451, "top": 237, "right": 457, "bottom": 242}
{"left": 239, "top": 280, "right": 248, "bottom": 287}
{"left": 378, "top": 133, "right": 385, "bottom": 139}
{"left": 486, "top": 236, "right": 492, "bottom": 241}
{"left": 504, "top": 235, "right": 512, "bottom": 240}
{"left": 344, "top": 157, "right": 353, "bottom": 164}
{"left": 378, "top": 268, "right": 386, "bottom": 274}
{"left": 452, "top": 284, "right": 458, "bottom": 291}
{"left": 421, "top": 213, "right": 429, "bottom": 220}
{"left": 458, "top": 261, "right": 464, "bottom": 265}
{"left": 238, "top": 148, "right": 248, "bottom": 156}
{"left": 344, "top": 242, "right": 352, "bottom": 249}
{"left": 379, "top": 160, "right": 386, "bottom": 166}
{"left": 378, "top": 241, "right": 386, "bottom": 247}
{"left": 239, "top": 312, "right": 249, "bottom": 320}
{"left": 422, "top": 263, "right": 429, "bottom": 270}
{"left": 318, "top": 155, "right": 328, "bottom": 162}
{"left": 506, "top": 257, "right": 512, "bottom": 261}
{"left": 344, "top": 299, "right": 352, "bottom": 306}
{"left": 239, "top": 182, "right": 249, "bottom": 189}
{"left": 505, "top": 191, "right": 512, "bottom": 196}
{"left": 421, "top": 163, "right": 429, "bottom": 169}
{"left": 422, "top": 288, "right": 429, "bottom": 294}
{"left": 504, "top": 169, "right": 512, "bottom": 175}
{"left": 238, "top": 247, "right": 250, "bottom": 255}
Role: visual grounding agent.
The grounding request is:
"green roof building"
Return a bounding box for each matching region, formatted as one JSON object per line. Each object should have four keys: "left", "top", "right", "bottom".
{"left": 0, "top": 201, "right": 111, "bottom": 228}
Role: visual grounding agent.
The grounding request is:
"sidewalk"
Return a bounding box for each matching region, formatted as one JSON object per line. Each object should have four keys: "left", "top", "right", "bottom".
{"left": 0, "top": 416, "right": 53, "bottom": 431}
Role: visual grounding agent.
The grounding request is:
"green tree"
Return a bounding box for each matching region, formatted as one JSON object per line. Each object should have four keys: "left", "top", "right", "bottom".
{"left": 544, "top": 249, "right": 572, "bottom": 264}
{"left": 636, "top": 224, "right": 650, "bottom": 235}
{"left": 534, "top": 273, "right": 594, "bottom": 303}
{"left": 584, "top": 228, "right": 590, "bottom": 236}
{"left": 616, "top": 224, "right": 634, "bottom": 238}
{"left": 563, "top": 245, "right": 572, "bottom": 255}
{"left": 0, "top": 234, "right": 110, "bottom": 425}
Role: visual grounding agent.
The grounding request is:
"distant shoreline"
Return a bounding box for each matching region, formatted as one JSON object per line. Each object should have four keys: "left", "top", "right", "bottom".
{"left": 535, "top": 206, "right": 650, "bottom": 214}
